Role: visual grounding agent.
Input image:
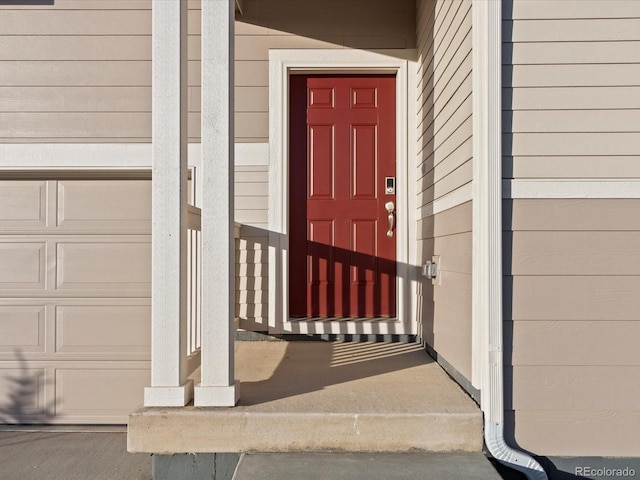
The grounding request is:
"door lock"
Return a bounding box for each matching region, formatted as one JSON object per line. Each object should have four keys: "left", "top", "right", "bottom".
{"left": 385, "top": 177, "right": 396, "bottom": 195}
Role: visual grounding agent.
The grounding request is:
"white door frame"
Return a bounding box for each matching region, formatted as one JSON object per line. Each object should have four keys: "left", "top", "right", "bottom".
{"left": 268, "top": 49, "right": 418, "bottom": 335}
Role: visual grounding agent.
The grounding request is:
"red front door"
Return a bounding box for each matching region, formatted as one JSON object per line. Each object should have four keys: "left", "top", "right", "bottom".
{"left": 289, "top": 75, "right": 397, "bottom": 318}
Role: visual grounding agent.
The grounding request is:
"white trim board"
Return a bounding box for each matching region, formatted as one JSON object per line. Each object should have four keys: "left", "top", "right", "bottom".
{"left": 0, "top": 143, "right": 268, "bottom": 169}
{"left": 0, "top": 143, "right": 152, "bottom": 169}
{"left": 268, "top": 48, "right": 418, "bottom": 336}
{"left": 417, "top": 179, "right": 640, "bottom": 218}
{"left": 504, "top": 179, "right": 640, "bottom": 199}
{"left": 417, "top": 178, "right": 631, "bottom": 219}
{"left": 420, "top": 183, "right": 472, "bottom": 219}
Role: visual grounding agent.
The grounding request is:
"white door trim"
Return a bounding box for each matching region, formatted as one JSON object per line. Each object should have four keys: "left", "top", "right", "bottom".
{"left": 268, "top": 49, "right": 417, "bottom": 335}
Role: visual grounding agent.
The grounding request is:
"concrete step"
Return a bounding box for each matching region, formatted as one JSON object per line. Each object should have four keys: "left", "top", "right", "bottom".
{"left": 232, "top": 453, "right": 505, "bottom": 480}
{"left": 129, "top": 341, "right": 483, "bottom": 454}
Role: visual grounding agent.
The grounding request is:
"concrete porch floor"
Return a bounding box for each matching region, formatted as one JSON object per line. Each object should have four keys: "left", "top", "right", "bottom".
{"left": 128, "top": 341, "right": 483, "bottom": 454}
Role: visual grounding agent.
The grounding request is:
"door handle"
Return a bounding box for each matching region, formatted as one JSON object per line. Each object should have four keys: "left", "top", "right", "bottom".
{"left": 385, "top": 201, "right": 395, "bottom": 237}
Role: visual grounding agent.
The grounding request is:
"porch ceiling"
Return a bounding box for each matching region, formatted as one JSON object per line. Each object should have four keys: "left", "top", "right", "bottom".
{"left": 129, "top": 341, "right": 482, "bottom": 453}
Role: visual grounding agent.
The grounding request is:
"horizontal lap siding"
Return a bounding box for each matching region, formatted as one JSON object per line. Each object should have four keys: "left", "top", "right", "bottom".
{"left": 235, "top": 167, "right": 269, "bottom": 331}
{"left": 0, "top": 1, "right": 207, "bottom": 143}
{"left": 503, "top": 1, "right": 640, "bottom": 179}
{"left": 504, "top": 1, "right": 640, "bottom": 456}
{"left": 1, "top": 0, "right": 415, "bottom": 143}
{"left": 225, "top": 0, "right": 415, "bottom": 143}
{"left": 417, "top": 0, "right": 473, "bottom": 380}
{"left": 0, "top": 3, "right": 154, "bottom": 143}
{"left": 505, "top": 201, "right": 640, "bottom": 455}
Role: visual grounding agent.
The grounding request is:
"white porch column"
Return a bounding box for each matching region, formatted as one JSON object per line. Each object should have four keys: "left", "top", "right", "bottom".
{"left": 144, "top": 0, "right": 192, "bottom": 407}
{"left": 194, "top": 0, "right": 239, "bottom": 406}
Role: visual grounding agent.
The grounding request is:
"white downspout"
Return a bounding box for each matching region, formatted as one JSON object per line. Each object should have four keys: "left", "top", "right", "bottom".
{"left": 472, "top": 1, "right": 548, "bottom": 479}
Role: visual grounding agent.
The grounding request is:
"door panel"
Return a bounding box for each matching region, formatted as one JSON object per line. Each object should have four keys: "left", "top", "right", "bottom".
{"left": 290, "top": 75, "right": 396, "bottom": 318}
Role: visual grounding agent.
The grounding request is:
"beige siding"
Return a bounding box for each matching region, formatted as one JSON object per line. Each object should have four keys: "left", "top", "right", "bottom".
{"left": 503, "top": 0, "right": 640, "bottom": 179}
{"left": 504, "top": 199, "right": 640, "bottom": 452}
{"left": 505, "top": 410, "right": 640, "bottom": 458}
{"left": 223, "top": 0, "right": 416, "bottom": 143}
{"left": 161, "top": 0, "right": 417, "bottom": 142}
{"left": 234, "top": 167, "right": 269, "bottom": 331}
{"left": 504, "top": 1, "right": 640, "bottom": 456}
{"left": 416, "top": 0, "right": 473, "bottom": 381}
{"left": 0, "top": 1, "right": 203, "bottom": 143}
{"left": 0, "top": 2, "right": 154, "bottom": 143}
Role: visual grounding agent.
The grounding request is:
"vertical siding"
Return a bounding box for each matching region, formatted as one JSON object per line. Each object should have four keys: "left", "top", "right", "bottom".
{"left": 503, "top": 0, "right": 640, "bottom": 456}
{"left": 416, "top": 0, "right": 473, "bottom": 380}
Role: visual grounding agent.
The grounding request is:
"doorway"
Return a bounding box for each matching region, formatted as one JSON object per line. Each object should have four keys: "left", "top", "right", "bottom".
{"left": 288, "top": 75, "right": 397, "bottom": 319}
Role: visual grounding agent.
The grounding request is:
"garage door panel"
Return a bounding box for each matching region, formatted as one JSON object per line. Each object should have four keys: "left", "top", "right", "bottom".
{"left": 56, "top": 240, "right": 151, "bottom": 294}
{"left": 55, "top": 367, "right": 148, "bottom": 418}
{"left": 0, "top": 305, "right": 45, "bottom": 353}
{"left": 0, "top": 242, "right": 46, "bottom": 290}
{"left": 0, "top": 181, "right": 47, "bottom": 231}
{"left": 0, "top": 366, "right": 46, "bottom": 418}
{"left": 56, "top": 305, "right": 151, "bottom": 354}
{"left": 0, "top": 178, "right": 151, "bottom": 424}
{"left": 57, "top": 180, "right": 151, "bottom": 233}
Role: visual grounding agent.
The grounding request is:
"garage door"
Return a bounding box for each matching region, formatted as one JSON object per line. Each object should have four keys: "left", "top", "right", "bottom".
{"left": 0, "top": 177, "right": 151, "bottom": 424}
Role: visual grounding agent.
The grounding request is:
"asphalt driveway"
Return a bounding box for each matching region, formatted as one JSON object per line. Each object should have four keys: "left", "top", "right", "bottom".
{"left": 0, "top": 429, "right": 150, "bottom": 480}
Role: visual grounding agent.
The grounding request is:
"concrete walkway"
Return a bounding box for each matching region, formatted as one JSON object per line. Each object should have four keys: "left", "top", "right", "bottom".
{"left": 0, "top": 430, "right": 514, "bottom": 479}
{"left": 234, "top": 452, "right": 507, "bottom": 480}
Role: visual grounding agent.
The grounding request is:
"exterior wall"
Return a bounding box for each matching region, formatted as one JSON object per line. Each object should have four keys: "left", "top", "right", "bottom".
{"left": 227, "top": 0, "right": 416, "bottom": 143}
{"left": 503, "top": 0, "right": 640, "bottom": 456}
{"left": 0, "top": 0, "right": 416, "bottom": 335}
{"left": 223, "top": 0, "right": 416, "bottom": 330}
{"left": 235, "top": 166, "right": 269, "bottom": 331}
{"left": 0, "top": 0, "right": 155, "bottom": 143}
{"left": 0, "top": 0, "right": 414, "bottom": 144}
{"left": 0, "top": 0, "right": 190, "bottom": 143}
{"left": 416, "top": 0, "right": 473, "bottom": 380}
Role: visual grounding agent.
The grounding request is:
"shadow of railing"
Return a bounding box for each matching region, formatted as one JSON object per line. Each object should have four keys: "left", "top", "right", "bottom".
{"left": 234, "top": 224, "right": 426, "bottom": 335}
{"left": 238, "top": 341, "right": 434, "bottom": 405}
{"left": 291, "top": 240, "right": 397, "bottom": 319}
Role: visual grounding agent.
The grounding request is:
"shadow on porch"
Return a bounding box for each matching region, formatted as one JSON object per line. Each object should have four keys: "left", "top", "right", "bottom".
{"left": 128, "top": 340, "right": 482, "bottom": 454}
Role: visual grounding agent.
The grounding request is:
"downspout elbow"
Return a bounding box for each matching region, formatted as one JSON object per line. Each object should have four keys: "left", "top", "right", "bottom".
{"left": 484, "top": 420, "right": 547, "bottom": 480}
